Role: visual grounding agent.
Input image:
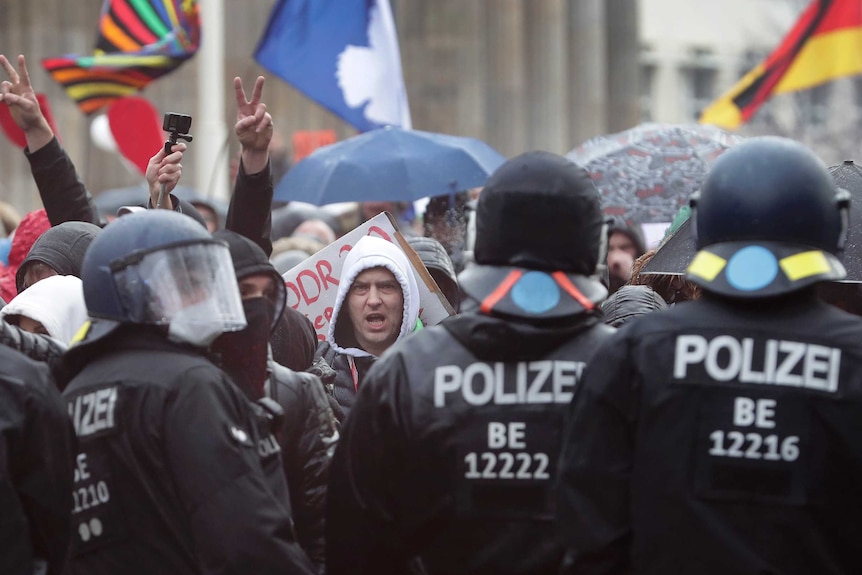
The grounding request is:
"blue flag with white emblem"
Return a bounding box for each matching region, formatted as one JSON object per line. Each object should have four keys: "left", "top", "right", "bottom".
{"left": 254, "top": 0, "right": 412, "bottom": 132}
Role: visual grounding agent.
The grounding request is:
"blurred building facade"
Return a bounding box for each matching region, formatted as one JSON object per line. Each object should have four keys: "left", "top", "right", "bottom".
{"left": 0, "top": 0, "right": 640, "bottom": 213}
{"left": 2, "top": 0, "right": 857, "bottom": 215}
{"left": 641, "top": 0, "right": 862, "bottom": 165}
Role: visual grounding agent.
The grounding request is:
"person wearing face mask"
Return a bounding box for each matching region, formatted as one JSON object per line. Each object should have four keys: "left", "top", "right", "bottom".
{"left": 212, "top": 230, "right": 339, "bottom": 574}
{"left": 61, "top": 211, "right": 315, "bottom": 575}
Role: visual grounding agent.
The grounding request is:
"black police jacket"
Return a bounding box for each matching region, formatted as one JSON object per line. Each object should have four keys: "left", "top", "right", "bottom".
{"left": 558, "top": 292, "right": 862, "bottom": 575}
{"left": 0, "top": 345, "right": 75, "bottom": 575}
{"left": 326, "top": 311, "right": 615, "bottom": 575}
{"left": 61, "top": 327, "right": 315, "bottom": 575}
{"left": 269, "top": 362, "right": 339, "bottom": 573}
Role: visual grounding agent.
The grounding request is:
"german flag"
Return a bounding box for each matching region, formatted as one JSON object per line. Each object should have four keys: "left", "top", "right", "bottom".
{"left": 700, "top": 0, "right": 862, "bottom": 129}
{"left": 43, "top": 0, "right": 200, "bottom": 115}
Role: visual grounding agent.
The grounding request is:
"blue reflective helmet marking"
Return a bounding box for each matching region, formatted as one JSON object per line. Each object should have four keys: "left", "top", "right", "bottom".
{"left": 725, "top": 246, "right": 779, "bottom": 291}
{"left": 511, "top": 271, "right": 560, "bottom": 313}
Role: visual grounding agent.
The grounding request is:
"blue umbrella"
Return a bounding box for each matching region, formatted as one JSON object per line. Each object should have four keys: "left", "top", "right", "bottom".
{"left": 274, "top": 126, "right": 506, "bottom": 205}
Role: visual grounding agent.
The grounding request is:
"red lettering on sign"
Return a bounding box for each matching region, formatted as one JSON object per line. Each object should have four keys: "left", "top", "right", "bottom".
{"left": 297, "top": 269, "right": 321, "bottom": 305}
{"left": 313, "top": 307, "right": 334, "bottom": 334}
{"left": 317, "top": 259, "right": 339, "bottom": 291}
{"left": 314, "top": 314, "right": 327, "bottom": 331}
{"left": 367, "top": 226, "right": 391, "bottom": 241}
{"left": 284, "top": 280, "right": 301, "bottom": 309}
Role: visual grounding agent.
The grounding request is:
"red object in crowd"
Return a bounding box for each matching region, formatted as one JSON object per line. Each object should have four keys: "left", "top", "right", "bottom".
{"left": 0, "top": 93, "right": 60, "bottom": 149}
{"left": 292, "top": 130, "right": 337, "bottom": 162}
{"left": 107, "top": 96, "right": 164, "bottom": 176}
{"left": 0, "top": 209, "right": 51, "bottom": 303}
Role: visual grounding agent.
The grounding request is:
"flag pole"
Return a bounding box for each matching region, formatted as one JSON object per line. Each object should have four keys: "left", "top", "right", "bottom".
{"left": 197, "top": 0, "right": 230, "bottom": 202}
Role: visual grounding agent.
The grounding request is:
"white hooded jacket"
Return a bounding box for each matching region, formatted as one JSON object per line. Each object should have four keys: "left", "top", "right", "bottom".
{"left": 327, "top": 235, "right": 420, "bottom": 358}
{"left": 1, "top": 275, "right": 88, "bottom": 348}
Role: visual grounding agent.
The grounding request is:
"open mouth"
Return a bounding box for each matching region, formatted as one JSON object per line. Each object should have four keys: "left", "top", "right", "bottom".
{"left": 365, "top": 313, "right": 386, "bottom": 329}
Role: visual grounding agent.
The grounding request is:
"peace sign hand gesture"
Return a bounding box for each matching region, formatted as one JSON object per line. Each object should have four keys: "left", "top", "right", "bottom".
{"left": 0, "top": 54, "right": 53, "bottom": 151}
{"left": 234, "top": 75, "right": 273, "bottom": 154}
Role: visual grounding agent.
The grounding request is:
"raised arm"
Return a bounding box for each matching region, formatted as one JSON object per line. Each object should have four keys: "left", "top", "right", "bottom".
{"left": 226, "top": 76, "right": 275, "bottom": 255}
{"left": 1, "top": 54, "right": 101, "bottom": 226}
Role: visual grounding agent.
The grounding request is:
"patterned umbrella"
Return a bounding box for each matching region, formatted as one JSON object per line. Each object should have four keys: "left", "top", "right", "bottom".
{"left": 567, "top": 123, "right": 745, "bottom": 225}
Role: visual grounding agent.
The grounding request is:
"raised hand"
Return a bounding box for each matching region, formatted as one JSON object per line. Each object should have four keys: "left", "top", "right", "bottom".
{"left": 146, "top": 142, "right": 188, "bottom": 210}
{"left": 0, "top": 54, "right": 53, "bottom": 150}
{"left": 234, "top": 76, "right": 273, "bottom": 176}
{"left": 234, "top": 76, "right": 273, "bottom": 153}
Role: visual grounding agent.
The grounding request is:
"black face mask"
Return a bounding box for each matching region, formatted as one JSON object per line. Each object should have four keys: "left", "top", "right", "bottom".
{"left": 212, "top": 297, "right": 275, "bottom": 400}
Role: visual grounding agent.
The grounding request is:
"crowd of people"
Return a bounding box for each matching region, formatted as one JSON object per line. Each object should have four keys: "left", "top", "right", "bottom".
{"left": 2, "top": 48, "right": 862, "bottom": 575}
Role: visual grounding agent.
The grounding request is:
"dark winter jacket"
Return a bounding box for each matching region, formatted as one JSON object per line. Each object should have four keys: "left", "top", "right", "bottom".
{"left": 0, "top": 344, "right": 75, "bottom": 575}
{"left": 268, "top": 361, "right": 339, "bottom": 573}
{"left": 326, "top": 310, "right": 615, "bottom": 575}
{"left": 600, "top": 284, "right": 667, "bottom": 327}
{"left": 0, "top": 319, "right": 66, "bottom": 376}
{"left": 226, "top": 158, "right": 275, "bottom": 256}
{"left": 558, "top": 292, "right": 862, "bottom": 575}
{"left": 62, "top": 325, "right": 315, "bottom": 575}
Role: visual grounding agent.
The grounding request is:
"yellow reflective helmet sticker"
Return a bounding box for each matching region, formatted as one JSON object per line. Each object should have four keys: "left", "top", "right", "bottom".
{"left": 779, "top": 250, "right": 832, "bottom": 282}
{"left": 687, "top": 250, "right": 727, "bottom": 281}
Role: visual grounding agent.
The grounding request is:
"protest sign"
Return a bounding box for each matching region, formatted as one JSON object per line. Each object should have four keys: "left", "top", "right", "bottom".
{"left": 282, "top": 212, "right": 455, "bottom": 340}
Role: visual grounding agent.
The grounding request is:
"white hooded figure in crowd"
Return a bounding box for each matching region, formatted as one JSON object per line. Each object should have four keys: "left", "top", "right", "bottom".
{"left": 1, "top": 275, "right": 88, "bottom": 347}
{"left": 314, "top": 235, "right": 421, "bottom": 416}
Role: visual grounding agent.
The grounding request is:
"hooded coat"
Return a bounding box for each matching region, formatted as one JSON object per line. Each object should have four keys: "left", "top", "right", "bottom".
{"left": 315, "top": 235, "right": 421, "bottom": 416}
{"left": 1, "top": 275, "right": 88, "bottom": 347}
{"left": 600, "top": 284, "right": 667, "bottom": 328}
{"left": 213, "top": 230, "right": 338, "bottom": 573}
{"left": 15, "top": 221, "right": 101, "bottom": 292}
{"left": 406, "top": 236, "right": 460, "bottom": 312}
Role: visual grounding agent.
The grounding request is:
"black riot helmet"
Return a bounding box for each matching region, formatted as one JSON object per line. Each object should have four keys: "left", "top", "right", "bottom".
{"left": 78, "top": 210, "right": 246, "bottom": 348}
{"left": 687, "top": 136, "right": 848, "bottom": 298}
{"left": 459, "top": 151, "right": 607, "bottom": 320}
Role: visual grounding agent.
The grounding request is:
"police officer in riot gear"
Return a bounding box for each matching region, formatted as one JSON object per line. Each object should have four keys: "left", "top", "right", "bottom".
{"left": 326, "top": 151, "right": 615, "bottom": 575}
{"left": 557, "top": 137, "right": 862, "bottom": 574}
{"left": 61, "top": 210, "right": 314, "bottom": 575}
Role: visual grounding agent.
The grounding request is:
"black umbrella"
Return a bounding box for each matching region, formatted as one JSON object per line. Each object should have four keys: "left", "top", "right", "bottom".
{"left": 642, "top": 160, "right": 862, "bottom": 282}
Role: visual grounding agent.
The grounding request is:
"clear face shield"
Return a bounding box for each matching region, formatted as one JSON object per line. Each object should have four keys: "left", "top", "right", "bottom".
{"left": 112, "top": 241, "right": 247, "bottom": 347}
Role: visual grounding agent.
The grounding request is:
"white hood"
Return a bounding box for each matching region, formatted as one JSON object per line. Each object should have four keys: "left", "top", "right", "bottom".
{"left": 328, "top": 235, "right": 420, "bottom": 358}
{"left": 1, "top": 275, "right": 88, "bottom": 347}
